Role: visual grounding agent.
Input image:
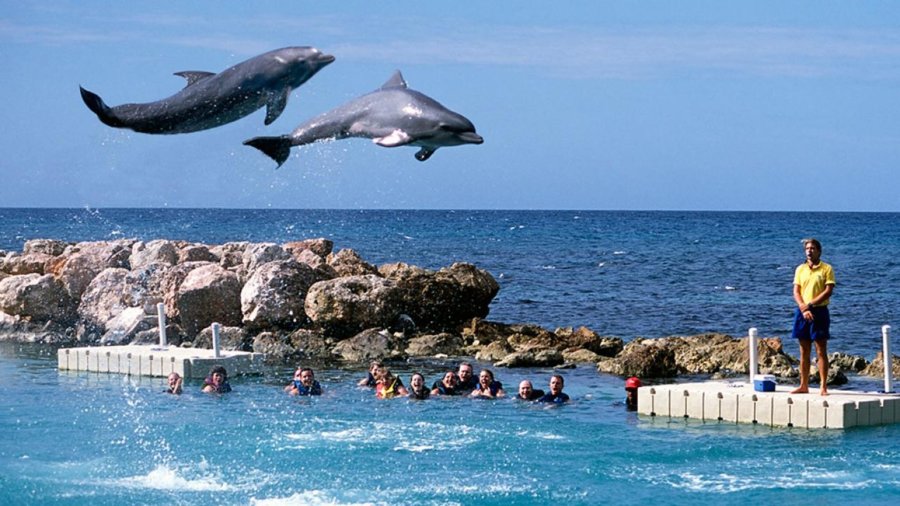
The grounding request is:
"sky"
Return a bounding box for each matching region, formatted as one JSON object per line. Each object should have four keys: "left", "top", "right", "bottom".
{"left": 1, "top": 1, "right": 899, "bottom": 211}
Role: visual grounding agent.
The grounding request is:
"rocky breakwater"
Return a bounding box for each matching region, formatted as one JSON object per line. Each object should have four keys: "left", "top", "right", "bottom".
{"left": 1, "top": 238, "right": 895, "bottom": 383}
{"left": 0, "top": 238, "right": 498, "bottom": 361}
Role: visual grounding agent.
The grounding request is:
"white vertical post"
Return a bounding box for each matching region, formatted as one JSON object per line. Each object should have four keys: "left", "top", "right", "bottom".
{"left": 883, "top": 325, "right": 893, "bottom": 393}
{"left": 212, "top": 323, "right": 222, "bottom": 358}
{"left": 748, "top": 327, "right": 759, "bottom": 382}
{"left": 156, "top": 303, "right": 167, "bottom": 347}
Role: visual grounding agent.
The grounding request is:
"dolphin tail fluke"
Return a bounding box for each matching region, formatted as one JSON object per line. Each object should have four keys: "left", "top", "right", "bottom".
{"left": 243, "top": 136, "right": 294, "bottom": 168}
{"left": 79, "top": 86, "right": 123, "bottom": 128}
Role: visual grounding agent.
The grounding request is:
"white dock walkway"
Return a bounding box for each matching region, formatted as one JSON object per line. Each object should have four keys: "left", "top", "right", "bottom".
{"left": 637, "top": 381, "right": 900, "bottom": 429}
{"left": 57, "top": 345, "right": 265, "bottom": 379}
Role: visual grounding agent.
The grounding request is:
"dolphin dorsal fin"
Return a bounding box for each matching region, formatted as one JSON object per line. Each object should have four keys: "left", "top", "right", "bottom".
{"left": 379, "top": 71, "right": 407, "bottom": 90}
{"left": 174, "top": 71, "right": 216, "bottom": 87}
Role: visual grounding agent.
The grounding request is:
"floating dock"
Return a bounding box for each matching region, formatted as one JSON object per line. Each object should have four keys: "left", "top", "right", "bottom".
{"left": 57, "top": 344, "right": 265, "bottom": 379}
{"left": 637, "top": 381, "right": 900, "bottom": 429}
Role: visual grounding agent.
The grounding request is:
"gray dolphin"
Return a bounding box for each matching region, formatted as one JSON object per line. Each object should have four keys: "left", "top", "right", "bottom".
{"left": 243, "top": 71, "right": 483, "bottom": 167}
{"left": 79, "top": 47, "right": 334, "bottom": 134}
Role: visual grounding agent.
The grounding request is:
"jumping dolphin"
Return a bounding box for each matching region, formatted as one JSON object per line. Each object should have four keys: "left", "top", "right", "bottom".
{"left": 243, "top": 71, "right": 483, "bottom": 167}
{"left": 79, "top": 47, "right": 335, "bottom": 134}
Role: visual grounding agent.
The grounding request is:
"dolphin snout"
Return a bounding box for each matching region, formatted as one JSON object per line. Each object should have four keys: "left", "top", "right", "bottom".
{"left": 318, "top": 54, "right": 336, "bottom": 65}
{"left": 459, "top": 132, "right": 484, "bottom": 145}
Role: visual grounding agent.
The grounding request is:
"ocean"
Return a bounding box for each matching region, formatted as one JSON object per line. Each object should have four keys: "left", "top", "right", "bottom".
{"left": 2, "top": 208, "right": 899, "bottom": 505}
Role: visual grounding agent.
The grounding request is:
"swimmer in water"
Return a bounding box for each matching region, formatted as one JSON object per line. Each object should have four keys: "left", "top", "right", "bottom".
{"left": 516, "top": 380, "right": 544, "bottom": 401}
{"left": 537, "top": 374, "right": 569, "bottom": 404}
{"left": 470, "top": 369, "right": 505, "bottom": 398}
{"left": 285, "top": 367, "right": 322, "bottom": 396}
{"left": 407, "top": 372, "right": 430, "bottom": 400}
{"left": 375, "top": 367, "right": 408, "bottom": 399}
{"left": 431, "top": 371, "right": 460, "bottom": 396}
{"left": 202, "top": 365, "right": 232, "bottom": 394}
{"left": 166, "top": 372, "right": 183, "bottom": 395}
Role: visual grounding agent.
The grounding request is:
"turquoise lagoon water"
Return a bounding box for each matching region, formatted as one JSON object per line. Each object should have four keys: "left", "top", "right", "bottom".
{"left": 3, "top": 343, "right": 900, "bottom": 505}
{"left": 2, "top": 209, "right": 900, "bottom": 504}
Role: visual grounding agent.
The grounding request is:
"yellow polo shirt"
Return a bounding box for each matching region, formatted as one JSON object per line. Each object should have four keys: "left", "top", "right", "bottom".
{"left": 793, "top": 261, "right": 836, "bottom": 306}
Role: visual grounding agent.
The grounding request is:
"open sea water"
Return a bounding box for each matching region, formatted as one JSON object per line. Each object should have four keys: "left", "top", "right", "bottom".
{"left": 2, "top": 208, "right": 900, "bottom": 505}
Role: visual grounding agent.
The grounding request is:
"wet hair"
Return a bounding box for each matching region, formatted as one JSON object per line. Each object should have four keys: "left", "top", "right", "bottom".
{"left": 458, "top": 362, "right": 473, "bottom": 371}
{"left": 479, "top": 369, "right": 495, "bottom": 382}
{"left": 551, "top": 374, "right": 564, "bottom": 386}
{"left": 802, "top": 238, "right": 822, "bottom": 252}
{"left": 210, "top": 365, "right": 227, "bottom": 378}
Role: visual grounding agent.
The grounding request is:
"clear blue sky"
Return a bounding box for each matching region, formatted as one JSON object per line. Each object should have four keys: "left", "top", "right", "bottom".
{"left": 2, "top": 1, "right": 899, "bottom": 211}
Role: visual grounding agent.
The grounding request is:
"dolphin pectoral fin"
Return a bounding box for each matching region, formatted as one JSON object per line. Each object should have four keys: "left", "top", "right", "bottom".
{"left": 243, "top": 135, "right": 294, "bottom": 168}
{"left": 173, "top": 71, "right": 216, "bottom": 87}
{"left": 264, "top": 89, "right": 290, "bottom": 125}
{"left": 379, "top": 71, "right": 407, "bottom": 90}
{"left": 374, "top": 130, "right": 413, "bottom": 147}
{"left": 415, "top": 147, "right": 436, "bottom": 161}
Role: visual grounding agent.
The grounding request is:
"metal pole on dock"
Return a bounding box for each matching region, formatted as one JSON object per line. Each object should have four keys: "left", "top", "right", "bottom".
{"left": 884, "top": 325, "right": 893, "bottom": 393}
{"left": 157, "top": 303, "right": 168, "bottom": 347}
{"left": 212, "top": 323, "right": 222, "bottom": 358}
{"left": 748, "top": 327, "right": 758, "bottom": 382}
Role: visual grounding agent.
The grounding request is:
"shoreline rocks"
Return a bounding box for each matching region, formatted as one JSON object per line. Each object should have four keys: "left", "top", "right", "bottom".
{"left": 1, "top": 238, "right": 895, "bottom": 384}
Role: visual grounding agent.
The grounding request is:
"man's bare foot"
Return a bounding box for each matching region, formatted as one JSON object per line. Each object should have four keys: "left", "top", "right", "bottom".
{"left": 820, "top": 388, "right": 828, "bottom": 396}
{"left": 790, "top": 387, "right": 809, "bottom": 394}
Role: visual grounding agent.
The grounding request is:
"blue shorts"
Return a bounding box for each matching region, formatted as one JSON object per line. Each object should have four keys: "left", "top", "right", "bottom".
{"left": 791, "top": 306, "right": 830, "bottom": 341}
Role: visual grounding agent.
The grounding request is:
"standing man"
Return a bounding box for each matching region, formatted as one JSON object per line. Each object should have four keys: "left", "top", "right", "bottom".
{"left": 791, "top": 238, "right": 836, "bottom": 396}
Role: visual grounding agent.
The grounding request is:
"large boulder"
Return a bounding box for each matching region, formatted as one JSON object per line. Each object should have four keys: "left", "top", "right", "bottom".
{"left": 385, "top": 262, "right": 499, "bottom": 331}
{"left": 554, "top": 326, "right": 623, "bottom": 357}
{"left": 495, "top": 349, "right": 565, "bottom": 368}
{"left": 0, "top": 252, "right": 53, "bottom": 275}
{"left": 174, "top": 264, "right": 242, "bottom": 337}
{"left": 178, "top": 243, "right": 218, "bottom": 264}
{"left": 327, "top": 248, "right": 379, "bottom": 277}
{"left": 210, "top": 242, "right": 250, "bottom": 270}
{"left": 159, "top": 261, "right": 215, "bottom": 320}
{"left": 331, "top": 328, "right": 405, "bottom": 362}
{"left": 23, "top": 239, "right": 68, "bottom": 257}
{"left": 242, "top": 243, "right": 290, "bottom": 273}
{"left": 51, "top": 240, "right": 132, "bottom": 299}
{"left": 305, "top": 274, "right": 403, "bottom": 337}
{"left": 130, "top": 240, "right": 178, "bottom": 270}
{"left": 193, "top": 324, "right": 250, "bottom": 351}
{"left": 862, "top": 352, "right": 900, "bottom": 379}
{"left": 284, "top": 238, "right": 333, "bottom": 258}
{"left": 77, "top": 267, "right": 130, "bottom": 338}
{"left": 406, "top": 332, "right": 464, "bottom": 357}
{"left": 99, "top": 307, "right": 152, "bottom": 345}
{"left": 241, "top": 260, "right": 323, "bottom": 330}
{"left": 0, "top": 273, "right": 77, "bottom": 324}
{"left": 292, "top": 249, "right": 338, "bottom": 279}
{"left": 597, "top": 340, "right": 678, "bottom": 378}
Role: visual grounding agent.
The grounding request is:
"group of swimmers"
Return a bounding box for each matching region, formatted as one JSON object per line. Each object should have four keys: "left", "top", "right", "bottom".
{"left": 353, "top": 361, "right": 570, "bottom": 403}
{"left": 165, "top": 361, "right": 571, "bottom": 404}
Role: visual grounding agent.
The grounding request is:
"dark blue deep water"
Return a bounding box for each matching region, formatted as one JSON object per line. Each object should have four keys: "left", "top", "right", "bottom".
{"left": 2, "top": 209, "right": 899, "bottom": 505}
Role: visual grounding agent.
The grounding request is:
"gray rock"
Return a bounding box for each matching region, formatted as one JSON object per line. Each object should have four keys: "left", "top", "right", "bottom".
{"left": 23, "top": 239, "right": 68, "bottom": 257}
{"left": 193, "top": 324, "right": 249, "bottom": 351}
{"left": 284, "top": 238, "right": 333, "bottom": 258}
{"left": 99, "top": 307, "right": 152, "bottom": 345}
{"left": 52, "top": 240, "right": 132, "bottom": 299}
{"left": 406, "top": 332, "right": 464, "bottom": 357}
{"left": 495, "top": 349, "right": 564, "bottom": 368}
{"left": 242, "top": 243, "right": 290, "bottom": 273}
{"left": 241, "top": 260, "right": 322, "bottom": 330}
{"left": 77, "top": 267, "right": 130, "bottom": 337}
{"left": 0, "top": 252, "right": 53, "bottom": 275}
{"left": 0, "top": 273, "right": 77, "bottom": 324}
{"left": 305, "top": 275, "right": 402, "bottom": 338}
{"left": 332, "top": 328, "right": 404, "bottom": 362}
{"left": 174, "top": 264, "right": 242, "bottom": 337}
{"left": 327, "top": 248, "right": 378, "bottom": 277}
{"left": 130, "top": 240, "right": 178, "bottom": 270}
